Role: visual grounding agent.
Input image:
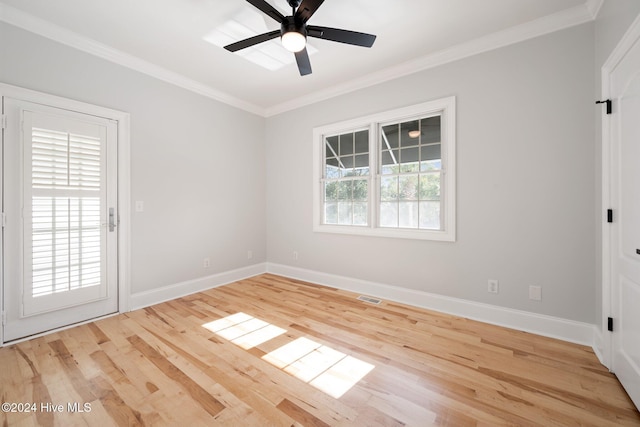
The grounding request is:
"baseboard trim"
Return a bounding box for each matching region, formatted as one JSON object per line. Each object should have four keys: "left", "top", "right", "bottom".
{"left": 267, "top": 263, "right": 597, "bottom": 348}
{"left": 592, "top": 326, "right": 607, "bottom": 367}
{"left": 129, "top": 263, "right": 267, "bottom": 311}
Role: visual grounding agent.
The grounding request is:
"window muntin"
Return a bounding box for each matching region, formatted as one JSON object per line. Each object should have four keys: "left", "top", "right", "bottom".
{"left": 313, "top": 97, "right": 455, "bottom": 241}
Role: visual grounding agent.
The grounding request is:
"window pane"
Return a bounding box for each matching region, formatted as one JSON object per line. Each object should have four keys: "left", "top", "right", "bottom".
{"left": 419, "top": 201, "right": 441, "bottom": 230}
{"left": 339, "top": 133, "right": 354, "bottom": 156}
{"left": 419, "top": 173, "right": 441, "bottom": 200}
{"left": 401, "top": 120, "right": 420, "bottom": 147}
{"left": 381, "top": 150, "right": 399, "bottom": 174}
{"left": 340, "top": 156, "right": 354, "bottom": 169}
{"left": 325, "top": 202, "right": 338, "bottom": 224}
{"left": 399, "top": 175, "right": 418, "bottom": 200}
{"left": 421, "top": 144, "right": 441, "bottom": 162}
{"left": 338, "top": 202, "right": 352, "bottom": 225}
{"left": 381, "top": 124, "right": 399, "bottom": 149}
{"left": 353, "top": 179, "right": 368, "bottom": 201}
{"left": 380, "top": 176, "right": 398, "bottom": 201}
{"left": 324, "top": 182, "right": 338, "bottom": 201}
{"left": 420, "top": 159, "right": 441, "bottom": 172}
{"left": 325, "top": 163, "right": 340, "bottom": 179}
{"left": 381, "top": 165, "right": 399, "bottom": 175}
{"left": 399, "top": 202, "right": 419, "bottom": 228}
{"left": 326, "top": 136, "right": 339, "bottom": 158}
{"left": 337, "top": 181, "right": 352, "bottom": 200}
{"left": 380, "top": 202, "right": 398, "bottom": 228}
{"left": 354, "top": 130, "right": 368, "bottom": 154}
{"left": 353, "top": 203, "right": 367, "bottom": 226}
{"left": 400, "top": 146, "right": 419, "bottom": 173}
{"left": 421, "top": 116, "right": 441, "bottom": 144}
{"left": 354, "top": 154, "right": 369, "bottom": 175}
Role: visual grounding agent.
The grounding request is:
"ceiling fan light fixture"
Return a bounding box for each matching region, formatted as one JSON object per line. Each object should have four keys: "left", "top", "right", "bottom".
{"left": 281, "top": 30, "right": 306, "bottom": 52}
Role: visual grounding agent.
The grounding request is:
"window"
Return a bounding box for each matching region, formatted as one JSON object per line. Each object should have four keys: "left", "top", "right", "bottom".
{"left": 313, "top": 97, "right": 456, "bottom": 241}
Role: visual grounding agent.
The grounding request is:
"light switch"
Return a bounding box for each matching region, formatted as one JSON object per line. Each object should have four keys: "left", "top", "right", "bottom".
{"left": 135, "top": 201, "right": 144, "bottom": 212}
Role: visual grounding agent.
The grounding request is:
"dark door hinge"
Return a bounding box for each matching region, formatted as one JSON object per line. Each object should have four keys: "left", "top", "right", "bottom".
{"left": 607, "top": 209, "right": 613, "bottom": 223}
{"left": 596, "top": 99, "right": 612, "bottom": 114}
{"left": 607, "top": 317, "right": 613, "bottom": 332}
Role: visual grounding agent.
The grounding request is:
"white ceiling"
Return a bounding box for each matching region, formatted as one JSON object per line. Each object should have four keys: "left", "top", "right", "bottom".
{"left": 0, "top": 0, "right": 600, "bottom": 116}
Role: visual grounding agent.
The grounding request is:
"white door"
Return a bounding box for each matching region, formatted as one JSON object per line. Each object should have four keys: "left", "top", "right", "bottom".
{"left": 606, "top": 24, "right": 640, "bottom": 409}
{"left": 2, "top": 97, "right": 119, "bottom": 342}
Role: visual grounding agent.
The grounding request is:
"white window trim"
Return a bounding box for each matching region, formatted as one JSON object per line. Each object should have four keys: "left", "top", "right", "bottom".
{"left": 312, "top": 96, "right": 456, "bottom": 241}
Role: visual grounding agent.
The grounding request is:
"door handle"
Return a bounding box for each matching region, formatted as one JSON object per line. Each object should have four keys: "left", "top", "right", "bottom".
{"left": 109, "top": 208, "right": 117, "bottom": 232}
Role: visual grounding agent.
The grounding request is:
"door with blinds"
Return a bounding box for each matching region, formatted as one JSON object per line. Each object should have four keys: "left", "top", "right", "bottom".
{"left": 3, "top": 98, "right": 118, "bottom": 342}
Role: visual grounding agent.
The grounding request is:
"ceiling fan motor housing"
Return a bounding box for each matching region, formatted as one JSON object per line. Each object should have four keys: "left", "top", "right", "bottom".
{"left": 281, "top": 15, "right": 307, "bottom": 38}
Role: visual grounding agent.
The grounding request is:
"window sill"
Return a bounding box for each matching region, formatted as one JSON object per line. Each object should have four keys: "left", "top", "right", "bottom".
{"left": 313, "top": 224, "right": 456, "bottom": 242}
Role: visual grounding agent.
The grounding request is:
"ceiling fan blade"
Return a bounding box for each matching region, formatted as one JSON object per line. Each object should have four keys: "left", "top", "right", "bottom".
{"left": 307, "top": 25, "right": 376, "bottom": 47}
{"left": 224, "top": 30, "right": 281, "bottom": 52}
{"left": 295, "top": 48, "right": 312, "bottom": 76}
{"left": 295, "top": 0, "right": 325, "bottom": 23}
{"left": 246, "top": 0, "right": 285, "bottom": 23}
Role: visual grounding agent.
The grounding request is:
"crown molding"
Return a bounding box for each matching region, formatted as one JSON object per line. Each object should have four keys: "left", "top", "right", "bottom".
{"left": 265, "top": 2, "right": 597, "bottom": 116}
{"left": 1, "top": 1, "right": 597, "bottom": 118}
{"left": 0, "top": 3, "right": 266, "bottom": 116}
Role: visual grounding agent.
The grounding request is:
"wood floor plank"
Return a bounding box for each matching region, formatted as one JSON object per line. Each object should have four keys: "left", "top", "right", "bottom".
{"left": 276, "top": 398, "right": 332, "bottom": 427}
{"left": 126, "top": 335, "right": 226, "bottom": 418}
{"left": 1, "top": 273, "right": 639, "bottom": 426}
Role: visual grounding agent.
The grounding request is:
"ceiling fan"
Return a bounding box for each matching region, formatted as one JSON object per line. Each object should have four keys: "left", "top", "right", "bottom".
{"left": 224, "top": 0, "right": 377, "bottom": 76}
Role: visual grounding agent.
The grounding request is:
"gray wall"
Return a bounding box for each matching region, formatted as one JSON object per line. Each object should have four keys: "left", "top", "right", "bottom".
{"left": 266, "top": 23, "right": 597, "bottom": 323}
{"left": 593, "top": 0, "right": 640, "bottom": 332}
{"left": 6, "top": 3, "right": 640, "bottom": 326}
{"left": 0, "top": 22, "right": 267, "bottom": 295}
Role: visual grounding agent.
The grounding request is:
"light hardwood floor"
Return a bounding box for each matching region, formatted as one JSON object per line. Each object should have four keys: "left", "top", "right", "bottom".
{"left": 1, "top": 274, "right": 639, "bottom": 426}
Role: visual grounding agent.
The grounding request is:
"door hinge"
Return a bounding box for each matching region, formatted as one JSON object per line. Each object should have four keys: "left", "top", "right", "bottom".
{"left": 607, "top": 209, "right": 613, "bottom": 223}
{"left": 1, "top": 212, "right": 5, "bottom": 228}
{"left": 596, "top": 99, "right": 612, "bottom": 114}
{"left": 607, "top": 317, "right": 613, "bottom": 332}
{"left": 1, "top": 311, "right": 5, "bottom": 327}
{"left": 1, "top": 114, "right": 6, "bottom": 130}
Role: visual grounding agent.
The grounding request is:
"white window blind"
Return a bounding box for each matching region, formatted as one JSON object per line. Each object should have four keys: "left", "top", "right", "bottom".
{"left": 30, "top": 127, "right": 103, "bottom": 297}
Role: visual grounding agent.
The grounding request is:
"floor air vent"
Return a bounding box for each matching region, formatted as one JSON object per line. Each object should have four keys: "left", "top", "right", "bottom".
{"left": 357, "top": 295, "right": 382, "bottom": 305}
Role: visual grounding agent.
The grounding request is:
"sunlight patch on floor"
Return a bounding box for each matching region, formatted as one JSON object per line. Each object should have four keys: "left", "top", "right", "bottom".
{"left": 202, "top": 312, "right": 286, "bottom": 350}
{"left": 203, "top": 313, "right": 375, "bottom": 398}
{"left": 263, "top": 336, "right": 375, "bottom": 399}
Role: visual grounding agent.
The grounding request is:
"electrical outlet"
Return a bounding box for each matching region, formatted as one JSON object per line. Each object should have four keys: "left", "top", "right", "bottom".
{"left": 203, "top": 257, "right": 211, "bottom": 268}
{"left": 247, "top": 250, "right": 253, "bottom": 260}
{"left": 293, "top": 251, "right": 299, "bottom": 261}
{"left": 488, "top": 279, "right": 499, "bottom": 294}
{"left": 529, "top": 285, "right": 542, "bottom": 301}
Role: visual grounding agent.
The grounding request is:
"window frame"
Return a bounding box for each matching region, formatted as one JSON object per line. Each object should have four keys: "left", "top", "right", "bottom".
{"left": 312, "top": 96, "right": 456, "bottom": 241}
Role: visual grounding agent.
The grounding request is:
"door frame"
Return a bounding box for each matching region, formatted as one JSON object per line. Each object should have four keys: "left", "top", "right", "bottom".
{"left": 600, "top": 13, "right": 640, "bottom": 370}
{"left": 0, "top": 82, "right": 131, "bottom": 346}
